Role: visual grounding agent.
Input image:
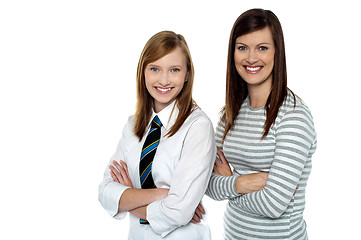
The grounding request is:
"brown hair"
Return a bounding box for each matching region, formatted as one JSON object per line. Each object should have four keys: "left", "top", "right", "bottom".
{"left": 222, "top": 8, "right": 294, "bottom": 141}
{"left": 133, "top": 31, "right": 195, "bottom": 140}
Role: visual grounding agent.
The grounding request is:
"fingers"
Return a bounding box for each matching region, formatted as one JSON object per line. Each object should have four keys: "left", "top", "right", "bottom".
{"left": 110, "top": 160, "right": 126, "bottom": 183}
{"left": 110, "top": 168, "right": 119, "bottom": 183}
{"left": 110, "top": 165, "right": 123, "bottom": 183}
{"left": 197, "top": 203, "right": 205, "bottom": 215}
{"left": 217, "top": 147, "right": 228, "bottom": 164}
{"left": 215, "top": 148, "right": 228, "bottom": 169}
{"left": 113, "top": 160, "right": 124, "bottom": 173}
{"left": 191, "top": 204, "right": 204, "bottom": 224}
{"left": 120, "top": 160, "right": 130, "bottom": 177}
{"left": 191, "top": 214, "right": 200, "bottom": 224}
{"left": 213, "top": 162, "right": 220, "bottom": 174}
{"left": 110, "top": 160, "right": 133, "bottom": 187}
{"left": 213, "top": 149, "right": 233, "bottom": 176}
{"left": 214, "top": 148, "right": 221, "bottom": 167}
{"left": 113, "top": 160, "right": 128, "bottom": 179}
{"left": 194, "top": 204, "right": 204, "bottom": 220}
{"left": 191, "top": 210, "right": 201, "bottom": 223}
{"left": 190, "top": 218, "right": 198, "bottom": 224}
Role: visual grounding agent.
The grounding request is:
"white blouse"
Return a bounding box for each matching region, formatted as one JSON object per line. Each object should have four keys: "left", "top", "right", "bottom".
{"left": 98, "top": 101, "right": 216, "bottom": 239}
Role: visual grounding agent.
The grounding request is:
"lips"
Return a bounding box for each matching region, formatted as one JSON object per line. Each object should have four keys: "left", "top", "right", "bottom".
{"left": 155, "top": 87, "right": 172, "bottom": 94}
{"left": 244, "top": 66, "right": 263, "bottom": 73}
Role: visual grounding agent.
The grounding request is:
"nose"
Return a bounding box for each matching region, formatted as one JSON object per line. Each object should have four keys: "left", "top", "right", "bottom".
{"left": 158, "top": 71, "right": 171, "bottom": 86}
{"left": 246, "top": 50, "right": 258, "bottom": 65}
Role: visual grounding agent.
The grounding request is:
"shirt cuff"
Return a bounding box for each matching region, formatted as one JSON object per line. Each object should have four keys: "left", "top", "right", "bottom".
{"left": 147, "top": 200, "right": 175, "bottom": 237}
{"left": 99, "top": 181, "right": 130, "bottom": 219}
{"left": 211, "top": 174, "right": 241, "bottom": 199}
{"left": 223, "top": 175, "right": 242, "bottom": 198}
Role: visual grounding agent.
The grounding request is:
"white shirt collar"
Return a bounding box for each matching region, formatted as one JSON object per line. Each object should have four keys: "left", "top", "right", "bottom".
{"left": 151, "top": 100, "right": 178, "bottom": 131}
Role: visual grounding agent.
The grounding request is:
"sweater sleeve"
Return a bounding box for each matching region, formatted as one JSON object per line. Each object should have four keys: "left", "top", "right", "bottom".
{"left": 206, "top": 117, "right": 242, "bottom": 200}
{"left": 232, "top": 105, "right": 317, "bottom": 218}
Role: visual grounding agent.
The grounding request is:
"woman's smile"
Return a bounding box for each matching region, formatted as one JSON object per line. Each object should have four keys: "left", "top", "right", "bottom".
{"left": 234, "top": 27, "right": 275, "bottom": 88}
{"left": 244, "top": 65, "right": 264, "bottom": 73}
{"left": 155, "top": 87, "right": 173, "bottom": 94}
{"left": 145, "top": 47, "right": 188, "bottom": 113}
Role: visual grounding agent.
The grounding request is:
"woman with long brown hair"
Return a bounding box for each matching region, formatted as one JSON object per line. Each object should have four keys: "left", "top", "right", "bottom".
{"left": 206, "top": 9, "right": 317, "bottom": 239}
{"left": 99, "top": 31, "right": 215, "bottom": 239}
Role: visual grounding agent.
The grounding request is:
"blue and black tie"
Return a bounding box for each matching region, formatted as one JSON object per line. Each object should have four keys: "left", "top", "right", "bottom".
{"left": 139, "top": 115, "right": 162, "bottom": 224}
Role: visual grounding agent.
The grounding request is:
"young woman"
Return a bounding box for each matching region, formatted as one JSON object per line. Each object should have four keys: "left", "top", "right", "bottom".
{"left": 206, "top": 9, "right": 317, "bottom": 239}
{"left": 98, "top": 31, "right": 216, "bottom": 239}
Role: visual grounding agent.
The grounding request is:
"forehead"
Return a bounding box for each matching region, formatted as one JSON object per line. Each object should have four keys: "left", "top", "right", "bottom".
{"left": 235, "top": 27, "right": 273, "bottom": 45}
{"left": 148, "top": 47, "right": 186, "bottom": 66}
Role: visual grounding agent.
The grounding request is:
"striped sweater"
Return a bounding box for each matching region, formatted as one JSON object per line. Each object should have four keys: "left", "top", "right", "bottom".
{"left": 206, "top": 90, "right": 317, "bottom": 239}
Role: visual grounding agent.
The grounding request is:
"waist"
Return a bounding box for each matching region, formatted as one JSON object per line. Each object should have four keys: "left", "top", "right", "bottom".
{"left": 128, "top": 214, "right": 211, "bottom": 240}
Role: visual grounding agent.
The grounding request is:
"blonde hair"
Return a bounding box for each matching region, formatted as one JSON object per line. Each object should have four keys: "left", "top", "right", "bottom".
{"left": 133, "top": 31, "right": 195, "bottom": 140}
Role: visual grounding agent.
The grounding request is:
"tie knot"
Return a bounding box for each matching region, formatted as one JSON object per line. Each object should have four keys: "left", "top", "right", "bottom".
{"left": 152, "top": 115, "right": 163, "bottom": 128}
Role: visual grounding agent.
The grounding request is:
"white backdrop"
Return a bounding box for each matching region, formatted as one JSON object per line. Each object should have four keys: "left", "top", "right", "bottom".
{"left": 1, "top": 0, "right": 360, "bottom": 239}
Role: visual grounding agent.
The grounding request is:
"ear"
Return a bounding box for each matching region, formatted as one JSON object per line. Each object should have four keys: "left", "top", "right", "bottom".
{"left": 185, "top": 72, "right": 189, "bottom": 82}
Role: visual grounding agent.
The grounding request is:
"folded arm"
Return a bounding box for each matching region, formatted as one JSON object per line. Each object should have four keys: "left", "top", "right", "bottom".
{"left": 146, "top": 117, "right": 216, "bottom": 237}
{"left": 98, "top": 154, "right": 167, "bottom": 218}
{"left": 233, "top": 109, "right": 316, "bottom": 218}
{"left": 110, "top": 160, "right": 168, "bottom": 214}
{"left": 206, "top": 147, "right": 268, "bottom": 200}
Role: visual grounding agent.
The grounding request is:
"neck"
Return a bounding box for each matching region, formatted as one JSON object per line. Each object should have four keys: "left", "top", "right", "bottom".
{"left": 247, "top": 82, "right": 271, "bottom": 109}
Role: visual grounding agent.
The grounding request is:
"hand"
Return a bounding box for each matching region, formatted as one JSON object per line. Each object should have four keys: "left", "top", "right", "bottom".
{"left": 110, "top": 160, "right": 133, "bottom": 188}
{"left": 190, "top": 202, "right": 205, "bottom": 224}
{"left": 235, "top": 172, "right": 268, "bottom": 194}
{"left": 213, "top": 147, "right": 232, "bottom": 176}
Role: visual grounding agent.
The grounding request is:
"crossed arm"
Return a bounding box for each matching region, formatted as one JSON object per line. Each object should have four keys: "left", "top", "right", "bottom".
{"left": 209, "top": 108, "right": 315, "bottom": 218}
{"left": 110, "top": 160, "right": 205, "bottom": 223}
{"left": 212, "top": 147, "right": 268, "bottom": 194}
{"left": 109, "top": 149, "right": 267, "bottom": 224}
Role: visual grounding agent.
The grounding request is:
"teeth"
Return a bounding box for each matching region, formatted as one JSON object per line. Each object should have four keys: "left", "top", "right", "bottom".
{"left": 246, "top": 66, "right": 261, "bottom": 71}
{"left": 156, "top": 87, "right": 171, "bottom": 92}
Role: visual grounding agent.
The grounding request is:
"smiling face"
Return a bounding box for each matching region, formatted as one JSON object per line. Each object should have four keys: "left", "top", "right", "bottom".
{"left": 144, "top": 47, "right": 188, "bottom": 113}
{"left": 234, "top": 27, "right": 275, "bottom": 92}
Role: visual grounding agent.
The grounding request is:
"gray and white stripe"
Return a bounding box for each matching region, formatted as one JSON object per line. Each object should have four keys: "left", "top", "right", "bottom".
{"left": 206, "top": 90, "right": 317, "bottom": 239}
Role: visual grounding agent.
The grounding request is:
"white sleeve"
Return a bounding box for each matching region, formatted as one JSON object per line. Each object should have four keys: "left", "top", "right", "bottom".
{"left": 98, "top": 122, "right": 131, "bottom": 220}
{"left": 146, "top": 116, "right": 216, "bottom": 237}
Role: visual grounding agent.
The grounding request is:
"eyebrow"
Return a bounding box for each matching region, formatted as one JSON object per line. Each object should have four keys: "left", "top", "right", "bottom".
{"left": 147, "top": 64, "right": 183, "bottom": 68}
{"left": 235, "top": 42, "right": 272, "bottom": 46}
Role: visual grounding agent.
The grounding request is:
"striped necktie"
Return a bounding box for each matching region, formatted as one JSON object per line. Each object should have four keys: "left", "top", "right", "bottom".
{"left": 139, "top": 115, "right": 162, "bottom": 224}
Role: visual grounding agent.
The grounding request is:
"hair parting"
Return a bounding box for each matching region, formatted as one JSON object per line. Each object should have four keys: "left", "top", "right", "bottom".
{"left": 133, "top": 31, "right": 196, "bottom": 141}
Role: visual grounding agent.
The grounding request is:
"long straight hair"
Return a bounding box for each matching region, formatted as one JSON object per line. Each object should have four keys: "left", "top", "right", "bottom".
{"left": 222, "top": 8, "right": 294, "bottom": 141}
{"left": 133, "top": 31, "right": 195, "bottom": 141}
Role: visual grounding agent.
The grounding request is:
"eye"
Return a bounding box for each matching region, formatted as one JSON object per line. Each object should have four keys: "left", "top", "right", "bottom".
{"left": 237, "top": 46, "right": 247, "bottom": 51}
{"left": 170, "top": 68, "right": 180, "bottom": 72}
{"left": 259, "top": 46, "right": 268, "bottom": 51}
{"left": 150, "top": 67, "right": 159, "bottom": 72}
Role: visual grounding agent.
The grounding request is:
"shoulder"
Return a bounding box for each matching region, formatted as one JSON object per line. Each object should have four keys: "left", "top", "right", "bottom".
{"left": 278, "top": 90, "right": 314, "bottom": 122}
{"left": 121, "top": 115, "right": 136, "bottom": 137}
{"left": 275, "top": 90, "right": 317, "bottom": 138}
{"left": 188, "top": 107, "right": 213, "bottom": 126}
{"left": 179, "top": 107, "right": 215, "bottom": 144}
{"left": 125, "top": 115, "right": 135, "bottom": 127}
{"left": 180, "top": 107, "right": 215, "bottom": 134}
